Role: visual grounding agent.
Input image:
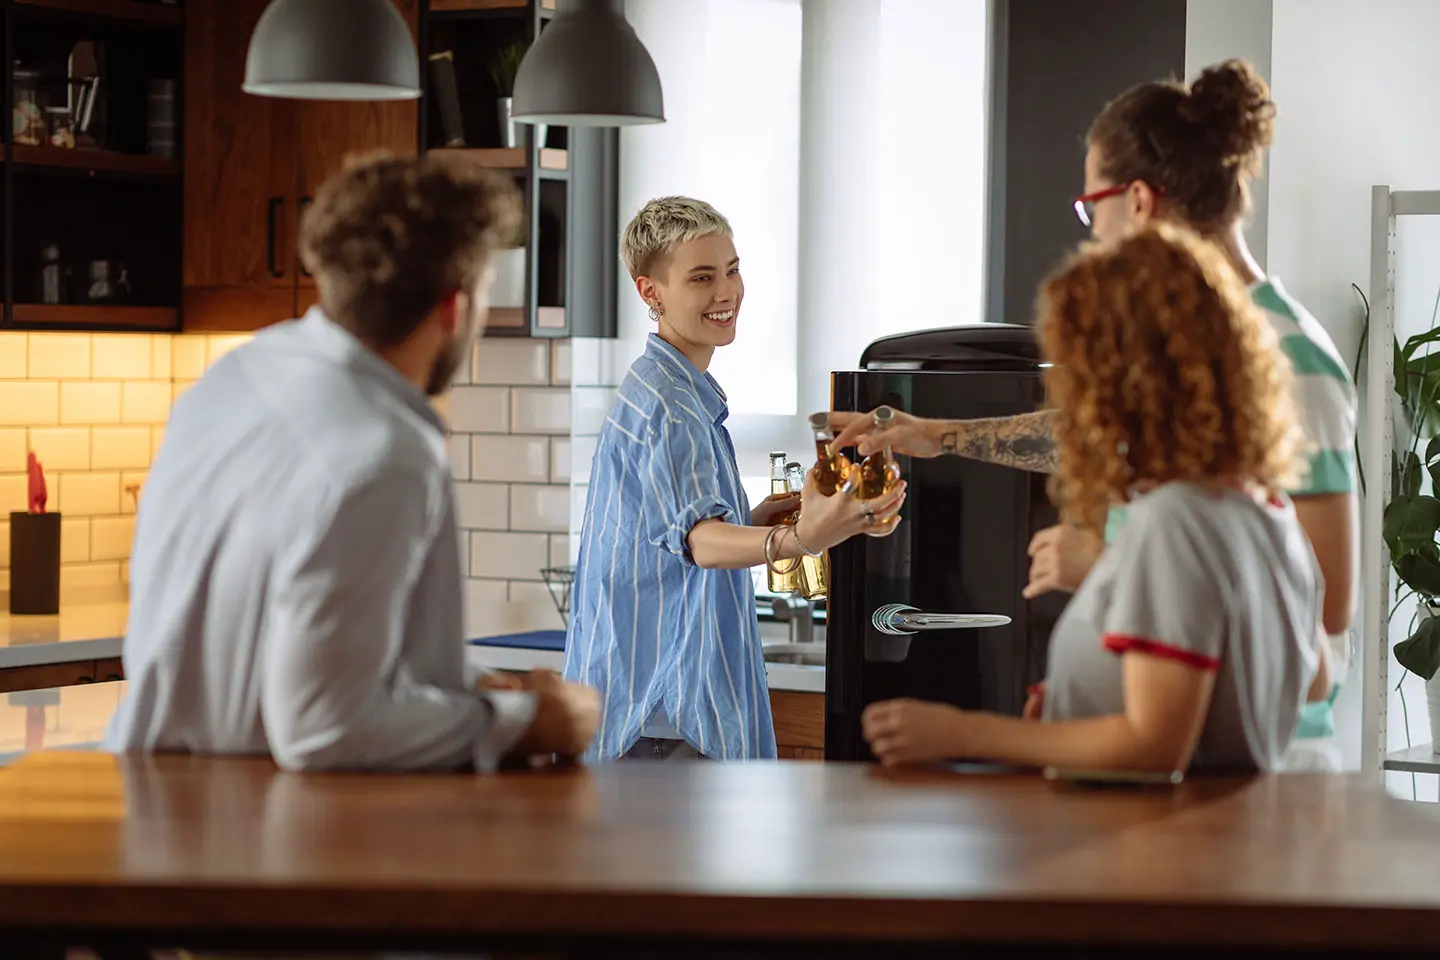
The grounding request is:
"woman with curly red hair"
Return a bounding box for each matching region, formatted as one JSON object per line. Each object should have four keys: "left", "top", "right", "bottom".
{"left": 860, "top": 224, "right": 1325, "bottom": 774}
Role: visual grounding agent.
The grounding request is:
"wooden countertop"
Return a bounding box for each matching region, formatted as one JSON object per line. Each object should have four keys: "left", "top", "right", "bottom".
{"left": 0, "top": 752, "right": 1437, "bottom": 954}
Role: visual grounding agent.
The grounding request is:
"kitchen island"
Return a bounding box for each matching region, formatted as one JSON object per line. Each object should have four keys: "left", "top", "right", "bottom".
{"left": 0, "top": 605, "right": 828, "bottom": 757}
{"left": 0, "top": 751, "right": 1437, "bottom": 957}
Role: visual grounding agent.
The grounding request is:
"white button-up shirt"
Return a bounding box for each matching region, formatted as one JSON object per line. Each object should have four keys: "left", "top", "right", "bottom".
{"left": 104, "top": 308, "right": 536, "bottom": 771}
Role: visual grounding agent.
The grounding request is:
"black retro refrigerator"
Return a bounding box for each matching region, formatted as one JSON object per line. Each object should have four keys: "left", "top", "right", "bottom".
{"left": 824, "top": 324, "right": 1067, "bottom": 762}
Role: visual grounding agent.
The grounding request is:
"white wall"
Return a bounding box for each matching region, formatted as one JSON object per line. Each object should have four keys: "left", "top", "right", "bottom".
{"left": 1184, "top": 0, "right": 1272, "bottom": 269}
{"left": 1265, "top": 0, "right": 1440, "bottom": 792}
{"left": 612, "top": 0, "right": 990, "bottom": 510}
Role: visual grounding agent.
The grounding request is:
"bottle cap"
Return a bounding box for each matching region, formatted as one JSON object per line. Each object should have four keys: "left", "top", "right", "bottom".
{"left": 808, "top": 412, "right": 829, "bottom": 430}
{"left": 770, "top": 451, "right": 786, "bottom": 459}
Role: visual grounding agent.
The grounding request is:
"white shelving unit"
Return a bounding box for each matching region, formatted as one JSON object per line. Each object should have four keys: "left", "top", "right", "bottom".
{"left": 1363, "top": 185, "right": 1440, "bottom": 780}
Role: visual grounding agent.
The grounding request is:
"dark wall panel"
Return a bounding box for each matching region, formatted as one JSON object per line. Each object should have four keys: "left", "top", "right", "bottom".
{"left": 985, "top": 0, "right": 1187, "bottom": 326}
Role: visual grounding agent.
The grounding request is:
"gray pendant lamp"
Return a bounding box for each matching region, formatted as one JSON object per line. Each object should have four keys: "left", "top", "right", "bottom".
{"left": 511, "top": 0, "right": 664, "bottom": 126}
{"left": 243, "top": 0, "right": 421, "bottom": 101}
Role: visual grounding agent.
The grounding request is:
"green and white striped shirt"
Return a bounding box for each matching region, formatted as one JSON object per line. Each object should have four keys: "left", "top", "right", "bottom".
{"left": 1102, "top": 278, "right": 1357, "bottom": 740}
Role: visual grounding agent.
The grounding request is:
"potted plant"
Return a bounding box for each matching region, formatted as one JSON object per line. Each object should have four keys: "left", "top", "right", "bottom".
{"left": 489, "top": 41, "right": 545, "bottom": 150}
{"left": 489, "top": 215, "right": 527, "bottom": 310}
{"left": 1363, "top": 282, "right": 1440, "bottom": 750}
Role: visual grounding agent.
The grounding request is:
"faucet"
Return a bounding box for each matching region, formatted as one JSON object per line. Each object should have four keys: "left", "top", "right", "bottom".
{"left": 770, "top": 595, "right": 815, "bottom": 646}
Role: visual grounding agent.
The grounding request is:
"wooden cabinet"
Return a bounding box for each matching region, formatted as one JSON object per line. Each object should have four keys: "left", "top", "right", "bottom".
{"left": 0, "top": 657, "right": 125, "bottom": 695}
{"left": 771, "top": 690, "right": 824, "bottom": 759}
{"left": 182, "top": 0, "right": 419, "bottom": 331}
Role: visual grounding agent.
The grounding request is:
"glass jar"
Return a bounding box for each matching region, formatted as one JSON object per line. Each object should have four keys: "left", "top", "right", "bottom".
{"left": 45, "top": 106, "right": 73, "bottom": 149}
{"left": 13, "top": 68, "right": 44, "bottom": 147}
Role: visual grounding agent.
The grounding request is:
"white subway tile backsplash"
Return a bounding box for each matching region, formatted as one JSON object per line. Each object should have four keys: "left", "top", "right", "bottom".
{"left": 568, "top": 338, "right": 601, "bottom": 387}
{"left": 550, "top": 438, "right": 570, "bottom": 483}
{"left": 91, "top": 427, "right": 152, "bottom": 470}
{"left": 172, "top": 337, "right": 206, "bottom": 380}
{"left": 473, "top": 339, "right": 548, "bottom": 386}
{"left": 0, "top": 430, "right": 25, "bottom": 473}
{"left": 448, "top": 387, "right": 510, "bottom": 433}
{"left": 0, "top": 383, "right": 58, "bottom": 426}
{"left": 91, "top": 335, "right": 152, "bottom": 380}
{"left": 150, "top": 337, "right": 172, "bottom": 380}
{"left": 463, "top": 578, "right": 510, "bottom": 638}
{"left": 121, "top": 471, "right": 146, "bottom": 514}
{"left": 150, "top": 426, "right": 166, "bottom": 461}
{"left": 0, "top": 475, "right": 26, "bottom": 513}
{"left": 454, "top": 481, "right": 509, "bottom": 531}
{"left": 470, "top": 435, "right": 548, "bottom": 483}
{"left": 506, "top": 580, "right": 566, "bottom": 631}
{"left": 447, "top": 433, "right": 470, "bottom": 481}
{"left": 206, "top": 335, "right": 251, "bottom": 368}
{"left": 57, "top": 472, "right": 120, "bottom": 516}
{"left": 510, "top": 484, "right": 569, "bottom": 533}
{"left": 470, "top": 530, "right": 549, "bottom": 581}
{"left": 549, "top": 534, "right": 570, "bottom": 568}
{"left": 59, "top": 561, "right": 122, "bottom": 591}
{"left": 550, "top": 340, "right": 571, "bottom": 386}
{"left": 28, "top": 428, "right": 91, "bottom": 471}
{"left": 123, "top": 382, "right": 173, "bottom": 424}
{"left": 0, "top": 521, "right": 8, "bottom": 567}
{"left": 90, "top": 516, "right": 136, "bottom": 561}
{"left": 570, "top": 434, "right": 598, "bottom": 484}
{"left": 29, "top": 334, "right": 91, "bottom": 379}
{"left": 61, "top": 517, "right": 90, "bottom": 563}
{"left": 511, "top": 387, "right": 570, "bottom": 434}
{"left": 61, "top": 382, "right": 121, "bottom": 424}
{"left": 0, "top": 333, "right": 26, "bottom": 379}
{"left": 571, "top": 386, "right": 614, "bottom": 436}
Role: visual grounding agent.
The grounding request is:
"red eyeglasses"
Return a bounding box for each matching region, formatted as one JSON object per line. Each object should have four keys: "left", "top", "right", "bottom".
{"left": 1073, "top": 181, "right": 1163, "bottom": 227}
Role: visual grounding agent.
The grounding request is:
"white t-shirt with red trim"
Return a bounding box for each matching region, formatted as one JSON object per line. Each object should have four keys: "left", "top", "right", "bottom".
{"left": 1042, "top": 481, "right": 1322, "bottom": 772}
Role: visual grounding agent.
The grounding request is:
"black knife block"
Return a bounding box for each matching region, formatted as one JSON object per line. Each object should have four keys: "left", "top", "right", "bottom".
{"left": 9, "top": 512, "right": 61, "bottom": 615}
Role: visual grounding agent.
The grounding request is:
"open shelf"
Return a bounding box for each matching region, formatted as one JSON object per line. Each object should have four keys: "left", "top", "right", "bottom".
{"left": 430, "top": 146, "right": 567, "bottom": 171}
{"left": 4, "top": 144, "right": 177, "bottom": 177}
{"left": 1384, "top": 744, "right": 1440, "bottom": 775}
{"left": 485, "top": 307, "right": 525, "bottom": 331}
{"left": 482, "top": 307, "right": 565, "bottom": 336}
{"left": 11, "top": 304, "right": 177, "bottom": 329}
{"left": 430, "top": 0, "right": 555, "bottom": 11}
{"left": 13, "top": 0, "right": 182, "bottom": 27}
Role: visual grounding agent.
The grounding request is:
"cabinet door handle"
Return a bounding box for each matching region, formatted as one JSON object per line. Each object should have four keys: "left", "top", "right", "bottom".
{"left": 267, "top": 196, "right": 285, "bottom": 278}
{"left": 299, "top": 196, "right": 313, "bottom": 278}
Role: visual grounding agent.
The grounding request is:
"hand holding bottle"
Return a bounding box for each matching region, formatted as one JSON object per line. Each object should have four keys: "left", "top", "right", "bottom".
{"left": 794, "top": 470, "right": 906, "bottom": 552}
{"left": 830, "top": 407, "right": 946, "bottom": 458}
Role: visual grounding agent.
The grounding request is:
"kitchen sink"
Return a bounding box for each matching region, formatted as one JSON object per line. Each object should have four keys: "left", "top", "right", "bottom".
{"left": 761, "top": 642, "right": 826, "bottom": 667}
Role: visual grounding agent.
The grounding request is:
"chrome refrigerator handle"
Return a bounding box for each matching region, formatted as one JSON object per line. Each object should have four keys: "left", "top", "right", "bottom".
{"left": 871, "top": 604, "right": 1012, "bottom": 636}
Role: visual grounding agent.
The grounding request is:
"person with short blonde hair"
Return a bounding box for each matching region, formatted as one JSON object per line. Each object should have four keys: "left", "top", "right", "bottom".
{"left": 565, "top": 196, "right": 904, "bottom": 761}
{"left": 861, "top": 224, "right": 1325, "bottom": 774}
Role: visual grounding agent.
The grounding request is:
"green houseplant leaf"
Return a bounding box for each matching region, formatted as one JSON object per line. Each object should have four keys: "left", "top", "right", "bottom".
{"left": 1397, "top": 544, "right": 1440, "bottom": 599}
{"left": 1395, "top": 614, "right": 1440, "bottom": 682}
{"left": 1384, "top": 494, "right": 1440, "bottom": 558}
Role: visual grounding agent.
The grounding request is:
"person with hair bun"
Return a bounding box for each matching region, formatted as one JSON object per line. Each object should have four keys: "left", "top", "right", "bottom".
{"left": 833, "top": 60, "right": 1356, "bottom": 765}
{"left": 860, "top": 225, "right": 1326, "bottom": 774}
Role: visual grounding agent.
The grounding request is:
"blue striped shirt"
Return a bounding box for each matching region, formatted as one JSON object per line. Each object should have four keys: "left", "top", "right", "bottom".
{"left": 563, "top": 334, "right": 777, "bottom": 761}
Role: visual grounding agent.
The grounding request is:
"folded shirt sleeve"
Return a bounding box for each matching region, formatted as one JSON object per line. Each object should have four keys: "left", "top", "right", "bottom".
{"left": 640, "top": 410, "right": 736, "bottom": 562}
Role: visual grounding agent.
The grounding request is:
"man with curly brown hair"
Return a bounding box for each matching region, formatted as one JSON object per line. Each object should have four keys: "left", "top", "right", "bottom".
{"left": 105, "top": 152, "right": 599, "bottom": 772}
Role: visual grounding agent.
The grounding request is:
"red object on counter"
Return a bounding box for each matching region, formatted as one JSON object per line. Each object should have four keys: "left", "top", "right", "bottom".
{"left": 27, "top": 451, "right": 46, "bottom": 514}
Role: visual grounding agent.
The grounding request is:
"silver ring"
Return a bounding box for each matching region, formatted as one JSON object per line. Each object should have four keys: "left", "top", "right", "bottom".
{"left": 861, "top": 504, "right": 877, "bottom": 525}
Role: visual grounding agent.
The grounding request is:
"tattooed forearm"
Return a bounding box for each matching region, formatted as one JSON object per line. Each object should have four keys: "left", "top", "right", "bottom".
{"left": 937, "top": 409, "right": 1058, "bottom": 474}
